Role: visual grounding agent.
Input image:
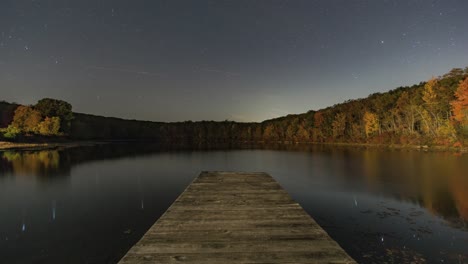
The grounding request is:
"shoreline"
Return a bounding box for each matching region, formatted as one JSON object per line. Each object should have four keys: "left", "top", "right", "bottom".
{"left": 307, "top": 141, "right": 468, "bottom": 153}
{"left": 0, "top": 141, "right": 108, "bottom": 151}
{"left": 1, "top": 140, "right": 466, "bottom": 153}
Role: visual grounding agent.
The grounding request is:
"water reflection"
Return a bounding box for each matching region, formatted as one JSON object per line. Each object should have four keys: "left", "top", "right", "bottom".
{"left": 1, "top": 150, "right": 68, "bottom": 178}
{"left": 1, "top": 145, "right": 467, "bottom": 225}
{"left": 0, "top": 143, "right": 174, "bottom": 179}
{"left": 0, "top": 144, "right": 466, "bottom": 263}
{"left": 358, "top": 150, "right": 468, "bottom": 226}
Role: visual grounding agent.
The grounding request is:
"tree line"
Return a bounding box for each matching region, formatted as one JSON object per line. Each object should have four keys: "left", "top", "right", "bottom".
{"left": 1, "top": 67, "right": 467, "bottom": 146}
{"left": 0, "top": 98, "right": 73, "bottom": 139}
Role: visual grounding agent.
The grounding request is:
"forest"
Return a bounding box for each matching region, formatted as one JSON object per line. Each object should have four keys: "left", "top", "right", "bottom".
{"left": 1, "top": 67, "right": 468, "bottom": 147}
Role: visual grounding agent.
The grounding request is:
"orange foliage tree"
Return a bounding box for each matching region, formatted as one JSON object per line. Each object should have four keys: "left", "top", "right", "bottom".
{"left": 11, "top": 106, "right": 42, "bottom": 133}
{"left": 451, "top": 77, "right": 468, "bottom": 133}
{"left": 363, "top": 111, "right": 379, "bottom": 137}
{"left": 332, "top": 112, "right": 346, "bottom": 138}
{"left": 37, "top": 117, "right": 61, "bottom": 135}
{"left": 312, "top": 111, "right": 325, "bottom": 142}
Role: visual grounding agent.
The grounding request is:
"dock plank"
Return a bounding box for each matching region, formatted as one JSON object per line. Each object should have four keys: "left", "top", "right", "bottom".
{"left": 119, "top": 171, "right": 356, "bottom": 264}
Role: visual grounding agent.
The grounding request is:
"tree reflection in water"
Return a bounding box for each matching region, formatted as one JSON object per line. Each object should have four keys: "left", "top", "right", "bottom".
{"left": 1, "top": 150, "right": 70, "bottom": 179}
{"left": 0, "top": 143, "right": 466, "bottom": 263}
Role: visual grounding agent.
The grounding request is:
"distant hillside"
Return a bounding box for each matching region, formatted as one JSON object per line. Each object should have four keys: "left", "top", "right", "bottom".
{"left": 1, "top": 67, "right": 468, "bottom": 146}
{"left": 257, "top": 67, "right": 468, "bottom": 146}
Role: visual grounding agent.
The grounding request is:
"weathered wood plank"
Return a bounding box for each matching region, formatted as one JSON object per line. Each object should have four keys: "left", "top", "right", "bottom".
{"left": 121, "top": 252, "right": 353, "bottom": 264}
{"left": 119, "top": 171, "right": 356, "bottom": 264}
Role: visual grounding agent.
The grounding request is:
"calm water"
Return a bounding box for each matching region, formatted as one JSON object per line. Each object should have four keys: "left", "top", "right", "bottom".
{"left": 0, "top": 144, "right": 467, "bottom": 264}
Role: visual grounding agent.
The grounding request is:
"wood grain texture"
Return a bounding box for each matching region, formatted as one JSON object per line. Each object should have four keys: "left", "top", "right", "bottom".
{"left": 119, "top": 171, "right": 356, "bottom": 264}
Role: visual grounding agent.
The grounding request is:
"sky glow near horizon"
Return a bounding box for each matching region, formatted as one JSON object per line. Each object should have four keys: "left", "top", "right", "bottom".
{"left": 1, "top": 0, "right": 467, "bottom": 122}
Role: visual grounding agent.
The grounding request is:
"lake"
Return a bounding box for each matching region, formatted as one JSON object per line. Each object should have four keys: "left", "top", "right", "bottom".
{"left": 0, "top": 143, "right": 467, "bottom": 263}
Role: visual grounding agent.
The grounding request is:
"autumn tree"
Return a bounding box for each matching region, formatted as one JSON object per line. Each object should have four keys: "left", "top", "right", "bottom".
{"left": 420, "top": 78, "right": 440, "bottom": 136}
{"left": 285, "top": 122, "right": 297, "bottom": 141}
{"left": 35, "top": 98, "right": 73, "bottom": 133}
{"left": 312, "top": 111, "right": 325, "bottom": 142}
{"left": 451, "top": 77, "right": 468, "bottom": 133}
{"left": 422, "top": 78, "right": 438, "bottom": 107}
{"left": 11, "top": 106, "right": 42, "bottom": 133}
{"left": 332, "top": 112, "right": 346, "bottom": 139}
{"left": 395, "top": 91, "right": 413, "bottom": 134}
{"left": 435, "top": 120, "right": 457, "bottom": 144}
{"left": 37, "top": 117, "right": 61, "bottom": 135}
{"left": 262, "top": 124, "right": 277, "bottom": 142}
{"left": 420, "top": 77, "right": 456, "bottom": 138}
{"left": 371, "top": 92, "right": 398, "bottom": 133}
{"left": 313, "top": 111, "right": 324, "bottom": 128}
{"left": 296, "top": 125, "right": 310, "bottom": 142}
{"left": 363, "top": 111, "right": 379, "bottom": 137}
{"left": 2, "top": 125, "right": 21, "bottom": 139}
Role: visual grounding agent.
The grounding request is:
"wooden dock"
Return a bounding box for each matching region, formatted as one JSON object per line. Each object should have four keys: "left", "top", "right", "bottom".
{"left": 119, "top": 171, "right": 356, "bottom": 263}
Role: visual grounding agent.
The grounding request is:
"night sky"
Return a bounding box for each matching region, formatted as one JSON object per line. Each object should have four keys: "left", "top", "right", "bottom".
{"left": 1, "top": 0, "right": 467, "bottom": 122}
